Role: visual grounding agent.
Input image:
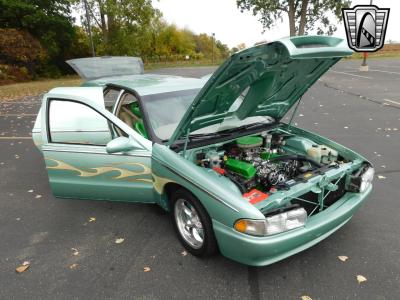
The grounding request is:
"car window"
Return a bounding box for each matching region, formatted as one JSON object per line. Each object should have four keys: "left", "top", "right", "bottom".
{"left": 49, "top": 100, "right": 113, "bottom": 146}
{"left": 141, "top": 89, "right": 200, "bottom": 140}
{"left": 140, "top": 88, "right": 273, "bottom": 141}
{"left": 104, "top": 88, "right": 122, "bottom": 111}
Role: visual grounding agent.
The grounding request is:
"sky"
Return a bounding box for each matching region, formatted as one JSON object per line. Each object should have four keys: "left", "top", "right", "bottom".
{"left": 152, "top": 0, "right": 399, "bottom": 48}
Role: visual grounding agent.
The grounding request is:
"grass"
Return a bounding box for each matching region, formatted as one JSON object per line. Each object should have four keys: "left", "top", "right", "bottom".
{"left": 0, "top": 76, "right": 82, "bottom": 101}
{"left": 346, "top": 43, "right": 400, "bottom": 59}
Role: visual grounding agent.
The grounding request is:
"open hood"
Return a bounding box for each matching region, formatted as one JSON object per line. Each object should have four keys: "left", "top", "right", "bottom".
{"left": 66, "top": 56, "right": 144, "bottom": 80}
{"left": 168, "top": 36, "right": 352, "bottom": 145}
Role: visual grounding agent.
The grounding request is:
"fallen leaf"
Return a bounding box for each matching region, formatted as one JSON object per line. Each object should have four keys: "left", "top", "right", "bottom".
{"left": 88, "top": 217, "right": 96, "bottom": 222}
{"left": 356, "top": 275, "right": 367, "bottom": 284}
{"left": 143, "top": 267, "right": 151, "bottom": 272}
{"left": 71, "top": 248, "right": 79, "bottom": 256}
{"left": 115, "top": 238, "right": 125, "bottom": 244}
{"left": 181, "top": 250, "right": 187, "bottom": 256}
{"left": 69, "top": 263, "right": 78, "bottom": 270}
{"left": 16, "top": 261, "right": 30, "bottom": 273}
{"left": 301, "top": 296, "right": 312, "bottom": 300}
{"left": 378, "top": 175, "right": 386, "bottom": 179}
{"left": 338, "top": 255, "right": 348, "bottom": 262}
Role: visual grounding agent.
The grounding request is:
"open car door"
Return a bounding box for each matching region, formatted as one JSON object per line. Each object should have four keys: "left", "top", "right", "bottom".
{"left": 39, "top": 87, "right": 154, "bottom": 203}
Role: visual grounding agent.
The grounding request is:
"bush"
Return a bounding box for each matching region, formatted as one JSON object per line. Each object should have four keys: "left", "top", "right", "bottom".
{"left": 0, "top": 28, "right": 46, "bottom": 80}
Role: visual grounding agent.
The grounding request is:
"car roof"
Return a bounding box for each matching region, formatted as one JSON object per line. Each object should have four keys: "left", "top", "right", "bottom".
{"left": 83, "top": 73, "right": 206, "bottom": 96}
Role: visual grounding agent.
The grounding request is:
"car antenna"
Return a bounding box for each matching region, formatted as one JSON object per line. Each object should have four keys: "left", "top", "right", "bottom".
{"left": 288, "top": 97, "right": 302, "bottom": 132}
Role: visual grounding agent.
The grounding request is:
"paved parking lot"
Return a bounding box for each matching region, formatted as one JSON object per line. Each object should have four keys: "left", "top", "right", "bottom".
{"left": 0, "top": 58, "right": 399, "bottom": 299}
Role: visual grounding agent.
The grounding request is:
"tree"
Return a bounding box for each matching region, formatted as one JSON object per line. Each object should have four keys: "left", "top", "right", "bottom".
{"left": 237, "top": 43, "right": 247, "bottom": 50}
{"left": 236, "top": 0, "right": 352, "bottom": 36}
{"left": 78, "top": 0, "right": 160, "bottom": 55}
{"left": 215, "top": 40, "right": 230, "bottom": 59}
{"left": 0, "top": 28, "right": 46, "bottom": 79}
{"left": 0, "top": 0, "right": 79, "bottom": 74}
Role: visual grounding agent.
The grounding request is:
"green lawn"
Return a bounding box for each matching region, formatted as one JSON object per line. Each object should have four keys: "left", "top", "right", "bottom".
{"left": 0, "top": 76, "right": 82, "bottom": 101}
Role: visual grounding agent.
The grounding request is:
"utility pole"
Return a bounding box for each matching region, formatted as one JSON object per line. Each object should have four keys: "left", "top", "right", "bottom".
{"left": 83, "top": 0, "right": 95, "bottom": 57}
{"left": 212, "top": 33, "right": 215, "bottom": 65}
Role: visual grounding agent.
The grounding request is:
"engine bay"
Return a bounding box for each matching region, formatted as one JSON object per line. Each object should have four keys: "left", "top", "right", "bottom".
{"left": 193, "top": 130, "right": 349, "bottom": 204}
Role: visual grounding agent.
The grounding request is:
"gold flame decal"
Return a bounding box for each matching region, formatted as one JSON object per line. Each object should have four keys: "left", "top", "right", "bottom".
{"left": 45, "top": 158, "right": 151, "bottom": 180}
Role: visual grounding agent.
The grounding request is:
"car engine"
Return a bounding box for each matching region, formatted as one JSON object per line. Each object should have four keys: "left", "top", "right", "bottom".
{"left": 196, "top": 132, "right": 340, "bottom": 199}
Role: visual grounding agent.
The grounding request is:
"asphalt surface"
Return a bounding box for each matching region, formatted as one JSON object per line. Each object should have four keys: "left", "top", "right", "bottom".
{"left": 1, "top": 59, "right": 400, "bottom": 299}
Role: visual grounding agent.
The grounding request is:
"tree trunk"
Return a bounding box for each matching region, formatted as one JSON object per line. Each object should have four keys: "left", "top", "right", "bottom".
{"left": 298, "top": 0, "right": 309, "bottom": 36}
{"left": 288, "top": 0, "right": 296, "bottom": 36}
{"left": 98, "top": 0, "right": 108, "bottom": 44}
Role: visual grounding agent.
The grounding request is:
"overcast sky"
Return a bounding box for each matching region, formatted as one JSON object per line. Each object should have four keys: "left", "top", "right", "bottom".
{"left": 152, "top": 0, "right": 399, "bottom": 48}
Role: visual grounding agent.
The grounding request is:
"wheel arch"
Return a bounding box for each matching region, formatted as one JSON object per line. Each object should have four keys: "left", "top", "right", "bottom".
{"left": 163, "top": 182, "right": 191, "bottom": 211}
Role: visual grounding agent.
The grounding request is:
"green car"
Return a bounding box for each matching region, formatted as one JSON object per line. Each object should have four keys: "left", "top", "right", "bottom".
{"left": 32, "top": 36, "right": 374, "bottom": 266}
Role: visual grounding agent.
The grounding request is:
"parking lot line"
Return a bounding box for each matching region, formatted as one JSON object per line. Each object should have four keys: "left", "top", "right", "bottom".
{"left": 330, "top": 71, "right": 372, "bottom": 79}
{"left": 384, "top": 99, "right": 400, "bottom": 107}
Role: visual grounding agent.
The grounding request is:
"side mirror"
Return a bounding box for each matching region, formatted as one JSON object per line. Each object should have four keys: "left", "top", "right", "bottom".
{"left": 106, "top": 137, "right": 141, "bottom": 154}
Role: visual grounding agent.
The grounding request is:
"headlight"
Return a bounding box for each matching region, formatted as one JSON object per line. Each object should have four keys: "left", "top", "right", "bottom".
{"left": 348, "top": 166, "right": 374, "bottom": 193}
{"left": 360, "top": 167, "right": 374, "bottom": 192}
{"left": 234, "top": 207, "right": 307, "bottom": 237}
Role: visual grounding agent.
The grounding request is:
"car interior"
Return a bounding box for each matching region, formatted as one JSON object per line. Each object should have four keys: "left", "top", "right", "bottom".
{"left": 114, "top": 92, "right": 149, "bottom": 139}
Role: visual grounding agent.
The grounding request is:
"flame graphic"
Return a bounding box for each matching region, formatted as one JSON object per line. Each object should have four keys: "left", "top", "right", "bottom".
{"left": 45, "top": 158, "right": 151, "bottom": 180}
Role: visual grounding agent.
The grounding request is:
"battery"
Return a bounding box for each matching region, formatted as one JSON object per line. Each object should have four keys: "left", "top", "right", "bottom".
{"left": 243, "top": 189, "right": 269, "bottom": 205}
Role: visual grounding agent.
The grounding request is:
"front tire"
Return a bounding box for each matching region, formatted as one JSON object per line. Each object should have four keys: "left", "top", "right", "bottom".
{"left": 171, "top": 189, "right": 217, "bottom": 257}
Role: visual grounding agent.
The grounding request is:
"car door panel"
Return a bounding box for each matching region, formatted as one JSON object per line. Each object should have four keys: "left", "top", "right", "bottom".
{"left": 43, "top": 145, "right": 153, "bottom": 202}
{"left": 40, "top": 92, "right": 154, "bottom": 203}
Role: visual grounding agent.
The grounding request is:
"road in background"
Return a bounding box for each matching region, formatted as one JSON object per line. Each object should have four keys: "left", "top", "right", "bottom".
{"left": 0, "top": 59, "right": 399, "bottom": 299}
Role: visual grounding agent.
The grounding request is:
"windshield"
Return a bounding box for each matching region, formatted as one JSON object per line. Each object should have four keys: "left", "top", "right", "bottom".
{"left": 141, "top": 89, "right": 275, "bottom": 141}
{"left": 66, "top": 57, "right": 144, "bottom": 80}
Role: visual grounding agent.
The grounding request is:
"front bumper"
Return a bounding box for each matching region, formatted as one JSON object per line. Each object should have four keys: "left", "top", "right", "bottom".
{"left": 213, "top": 185, "right": 372, "bottom": 266}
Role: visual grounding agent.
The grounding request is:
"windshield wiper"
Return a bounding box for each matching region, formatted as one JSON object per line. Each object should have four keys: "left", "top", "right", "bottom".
{"left": 188, "top": 132, "right": 232, "bottom": 141}
{"left": 218, "top": 122, "right": 274, "bottom": 134}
